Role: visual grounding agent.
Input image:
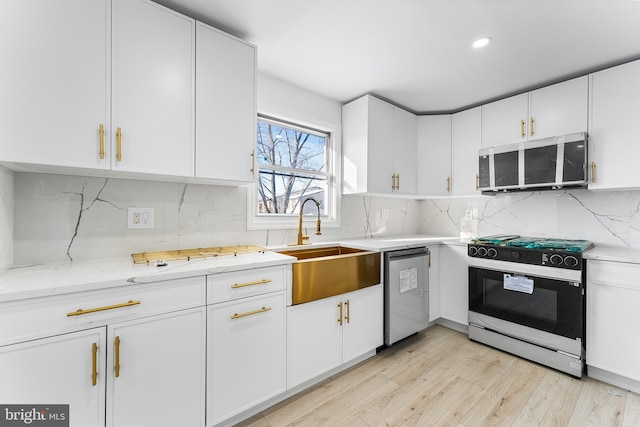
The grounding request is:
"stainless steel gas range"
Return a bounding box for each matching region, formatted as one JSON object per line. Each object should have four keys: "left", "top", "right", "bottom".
{"left": 467, "top": 235, "right": 593, "bottom": 378}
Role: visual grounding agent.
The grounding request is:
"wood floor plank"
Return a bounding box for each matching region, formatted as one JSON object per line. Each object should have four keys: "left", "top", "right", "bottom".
{"left": 460, "top": 358, "right": 546, "bottom": 427}
{"left": 623, "top": 391, "right": 640, "bottom": 427}
{"left": 285, "top": 373, "right": 399, "bottom": 426}
{"left": 568, "top": 380, "right": 626, "bottom": 427}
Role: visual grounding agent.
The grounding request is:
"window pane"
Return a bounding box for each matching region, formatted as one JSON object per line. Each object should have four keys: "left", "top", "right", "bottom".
{"left": 257, "top": 171, "right": 326, "bottom": 215}
{"left": 256, "top": 121, "right": 326, "bottom": 173}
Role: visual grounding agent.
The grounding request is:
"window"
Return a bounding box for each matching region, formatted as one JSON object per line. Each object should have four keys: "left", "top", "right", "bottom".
{"left": 248, "top": 116, "right": 338, "bottom": 229}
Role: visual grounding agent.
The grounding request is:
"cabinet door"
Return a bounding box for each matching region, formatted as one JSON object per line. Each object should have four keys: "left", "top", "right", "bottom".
{"left": 393, "top": 107, "right": 418, "bottom": 194}
{"left": 528, "top": 76, "right": 588, "bottom": 140}
{"left": 195, "top": 22, "right": 256, "bottom": 182}
{"left": 0, "top": 0, "right": 109, "bottom": 169}
{"left": 207, "top": 292, "right": 286, "bottom": 426}
{"left": 342, "top": 284, "right": 383, "bottom": 363}
{"left": 417, "top": 115, "right": 452, "bottom": 196}
{"left": 0, "top": 328, "right": 106, "bottom": 427}
{"left": 112, "top": 0, "right": 195, "bottom": 176}
{"left": 106, "top": 308, "right": 205, "bottom": 427}
{"left": 482, "top": 93, "right": 529, "bottom": 147}
{"left": 589, "top": 60, "right": 640, "bottom": 190}
{"left": 439, "top": 245, "right": 468, "bottom": 325}
{"left": 452, "top": 107, "right": 482, "bottom": 196}
{"left": 366, "top": 97, "right": 396, "bottom": 194}
{"left": 587, "top": 261, "right": 640, "bottom": 382}
{"left": 287, "top": 295, "right": 342, "bottom": 388}
{"left": 428, "top": 246, "right": 441, "bottom": 322}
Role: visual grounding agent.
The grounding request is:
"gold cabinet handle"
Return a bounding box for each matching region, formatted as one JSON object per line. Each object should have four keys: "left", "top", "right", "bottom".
{"left": 391, "top": 174, "right": 395, "bottom": 190}
{"left": 231, "top": 279, "right": 271, "bottom": 289}
{"left": 67, "top": 300, "right": 140, "bottom": 317}
{"left": 114, "top": 336, "right": 121, "bottom": 378}
{"left": 447, "top": 176, "right": 451, "bottom": 192}
{"left": 250, "top": 149, "right": 255, "bottom": 174}
{"left": 338, "top": 302, "right": 343, "bottom": 326}
{"left": 591, "top": 161, "right": 596, "bottom": 183}
{"left": 116, "top": 127, "right": 122, "bottom": 161}
{"left": 520, "top": 119, "right": 525, "bottom": 138}
{"left": 428, "top": 250, "right": 431, "bottom": 268}
{"left": 231, "top": 306, "right": 271, "bottom": 319}
{"left": 99, "top": 124, "right": 105, "bottom": 160}
{"left": 475, "top": 174, "right": 479, "bottom": 190}
{"left": 91, "top": 342, "right": 98, "bottom": 386}
{"left": 344, "top": 300, "right": 350, "bottom": 324}
{"left": 530, "top": 117, "right": 535, "bottom": 137}
{"left": 396, "top": 174, "right": 400, "bottom": 190}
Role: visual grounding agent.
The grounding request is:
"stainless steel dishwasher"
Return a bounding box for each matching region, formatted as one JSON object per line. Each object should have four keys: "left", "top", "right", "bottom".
{"left": 384, "top": 247, "right": 429, "bottom": 346}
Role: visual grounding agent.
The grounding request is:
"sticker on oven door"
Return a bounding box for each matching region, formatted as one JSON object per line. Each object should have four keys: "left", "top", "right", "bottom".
{"left": 399, "top": 267, "right": 418, "bottom": 293}
{"left": 503, "top": 274, "right": 534, "bottom": 294}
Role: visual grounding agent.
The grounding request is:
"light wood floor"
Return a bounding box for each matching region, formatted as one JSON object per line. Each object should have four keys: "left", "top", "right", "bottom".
{"left": 237, "top": 325, "right": 640, "bottom": 427}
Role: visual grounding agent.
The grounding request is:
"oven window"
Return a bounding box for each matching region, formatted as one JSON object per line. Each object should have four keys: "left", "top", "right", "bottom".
{"left": 469, "top": 267, "right": 583, "bottom": 340}
{"left": 484, "top": 277, "right": 557, "bottom": 323}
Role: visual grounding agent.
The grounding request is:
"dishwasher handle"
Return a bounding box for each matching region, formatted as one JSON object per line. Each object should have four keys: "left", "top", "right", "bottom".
{"left": 386, "top": 247, "right": 429, "bottom": 262}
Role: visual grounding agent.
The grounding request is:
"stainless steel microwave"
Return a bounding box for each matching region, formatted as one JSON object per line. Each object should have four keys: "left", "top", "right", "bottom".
{"left": 478, "top": 132, "right": 588, "bottom": 193}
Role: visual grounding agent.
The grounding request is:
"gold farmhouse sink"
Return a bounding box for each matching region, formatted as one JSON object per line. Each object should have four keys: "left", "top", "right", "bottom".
{"left": 279, "top": 245, "right": 381, "bottom": 305}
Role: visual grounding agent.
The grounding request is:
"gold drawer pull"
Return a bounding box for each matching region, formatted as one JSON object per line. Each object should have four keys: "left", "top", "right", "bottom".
{"left": 67, "top": 300, "right": 140, "bottom": 317}
{"left": 344, "top": 300, "right": 350, "bottom": 323}
{"left": 116, "top": 127, "right": 122, "bottom": 161}
{"left": 338, "top": 302, "right": 343, "bottom": 326}
{"left": 591, "top": 161, "right": 596, "bottom": 183}
{"left": 231, "top": 306, "right": 271, "bottom": 319}
{"left": 91, "top": 342, "right": 98, "bottom": 386}
{"left": 520, "top": 119, "right": 525, "bottom": 138}
{"left": 231, "top": 279, "right": 272, "bottom": 289}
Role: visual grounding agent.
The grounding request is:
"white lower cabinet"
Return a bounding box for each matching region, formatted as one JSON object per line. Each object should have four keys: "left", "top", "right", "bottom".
{"left": 439, "top": 245, "right": 469, "bottom": 326}
{"left": 0, "top": 328, "right": 107, "bottom": 427}
{"left": 587, "top": 260, "right": 640, "bottom": 391}
{"left": 287, "top": 284, "right": 383, "bottom": 389}
{"left": 428, "top": 245, "right": 441, "bottom": 322}
{"left": 206, "top": 291, "right": 286, "bottom": 426}
{"left": 107, "top": 308, "right": 206, "bottom": 427}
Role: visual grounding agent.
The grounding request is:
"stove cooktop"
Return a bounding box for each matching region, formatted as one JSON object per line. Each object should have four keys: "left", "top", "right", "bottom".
{"left": 468, "top": 235, "right": 593, "bottom": 270}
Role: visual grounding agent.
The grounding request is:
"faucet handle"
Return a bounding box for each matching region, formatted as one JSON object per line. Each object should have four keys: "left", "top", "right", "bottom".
{"left": 316, "top": 219, "right": 322, "bottom": 235}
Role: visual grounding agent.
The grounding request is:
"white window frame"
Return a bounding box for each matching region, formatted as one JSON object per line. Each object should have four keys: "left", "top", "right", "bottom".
{"left": 247, "top": 116, "right": 340, "bottom": 230}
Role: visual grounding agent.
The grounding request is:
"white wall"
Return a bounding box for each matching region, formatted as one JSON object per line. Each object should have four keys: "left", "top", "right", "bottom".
{"left": 0, "top": 167, "right": 13, "bottom": 271}
{"left": 420, "top": 189, "right": 640, "bottom": 248}
{"left": 11, "top": 74, "right": 421, "bottom": 266}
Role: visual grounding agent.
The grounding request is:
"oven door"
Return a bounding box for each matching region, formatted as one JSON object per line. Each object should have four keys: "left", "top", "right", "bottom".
{"left": 468, "top": 266, "right": 583, "bottom": 341}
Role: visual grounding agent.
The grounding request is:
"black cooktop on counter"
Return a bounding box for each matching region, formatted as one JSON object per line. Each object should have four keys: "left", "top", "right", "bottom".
{"left": 468, "top": 235, "right": 594, "bottom": 270}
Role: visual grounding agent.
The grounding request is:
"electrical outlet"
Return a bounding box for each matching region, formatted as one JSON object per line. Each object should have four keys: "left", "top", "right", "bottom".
{"left": 128, "top": 207, "right": 154, "bottom": 229}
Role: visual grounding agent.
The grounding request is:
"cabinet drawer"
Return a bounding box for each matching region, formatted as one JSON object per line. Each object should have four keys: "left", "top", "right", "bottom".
{"left": 588, "top": 260, "right": 640, "bottom": 289}
{"left": 0, "top": 276, "right": 205, "bottom": 346}
{"left": 207, "top": 265, "right": 287, "bottom": 304}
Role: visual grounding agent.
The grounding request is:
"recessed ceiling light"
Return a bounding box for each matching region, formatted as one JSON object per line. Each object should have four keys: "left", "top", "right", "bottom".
{"left": 472, "top": 37, "right": 492, "bottom": 49}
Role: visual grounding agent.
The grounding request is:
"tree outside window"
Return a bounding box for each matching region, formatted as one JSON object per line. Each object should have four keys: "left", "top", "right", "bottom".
{"left": 256, "top": 118, "right": 329, "bottom": 216}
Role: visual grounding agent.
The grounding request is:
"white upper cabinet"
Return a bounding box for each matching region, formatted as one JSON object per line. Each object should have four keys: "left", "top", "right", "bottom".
{"left": 417, "top": 115, "right": 452, "bottom": 196}
{"left": 589, "top": 59, "right": 640, "bottom": 190}
{"left": 452, "top": 107, "right": 482, "bottom": 196}
{"left": 343, "top": 95, "right": 417, "bottom": 195}
{"left": 195, "top": 22, "right": 256, "bottom": 183}
{"left": 482, "top": 76, "right": 588, "bottom": 147}
{"left": 112, "top": 0, "right": 195, "bottom": 177}
{"left": 0, "top": 0, "right": 110, "bottom": 170}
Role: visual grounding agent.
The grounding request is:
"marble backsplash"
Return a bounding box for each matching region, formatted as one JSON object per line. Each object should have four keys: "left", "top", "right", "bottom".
{"left": 420, "top": 189, "right": 640, "bottom": 248}
{"left": 12, "top": 172, "right": 421, "bottom": 266}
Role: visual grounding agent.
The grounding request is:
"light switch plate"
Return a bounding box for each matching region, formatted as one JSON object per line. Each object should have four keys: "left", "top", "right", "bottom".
{"left": 128, "top": 207, "right": 154, "bottom": 229}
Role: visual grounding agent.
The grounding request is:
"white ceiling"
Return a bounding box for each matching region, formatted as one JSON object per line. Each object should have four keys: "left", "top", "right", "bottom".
{"left": 156, "top": 0, "right": 640, "bottom": 113}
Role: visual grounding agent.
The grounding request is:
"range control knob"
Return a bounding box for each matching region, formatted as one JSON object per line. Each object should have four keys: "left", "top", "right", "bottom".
{"left": 549, "top": 254, "right": 564, "bottom": 265}
{"left": 468, "top": 246, "right": 478, "bottom": 257}
{"left": 564, "top": 256, "right": 579, "bottom": 267}
{"left": 487, "top": 248, "right": 498, "bottom": 258}
{"left": 477, "top": 247, "right": 488, "bottom": 257}
{"left": 511, "top": 251, "right": 521, "bottom": 260}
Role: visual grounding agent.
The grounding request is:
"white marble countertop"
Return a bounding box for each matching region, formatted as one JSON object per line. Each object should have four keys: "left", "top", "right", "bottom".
{"left": 0, "top": 251, "right": 295, "bottom": 303}
{"left": 583, "top": 246, "right": 640, "bottom": 264}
